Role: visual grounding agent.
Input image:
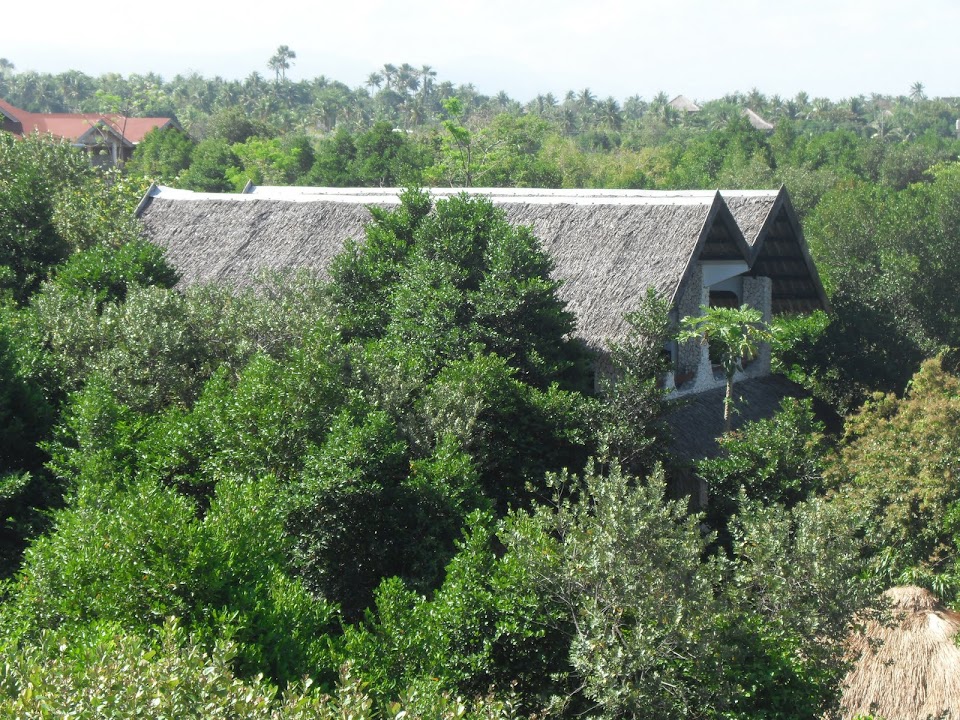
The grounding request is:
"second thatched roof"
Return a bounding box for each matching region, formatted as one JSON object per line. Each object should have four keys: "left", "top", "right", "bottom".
{"left": 841, "top": 586, "right": 960, "bottom": 720}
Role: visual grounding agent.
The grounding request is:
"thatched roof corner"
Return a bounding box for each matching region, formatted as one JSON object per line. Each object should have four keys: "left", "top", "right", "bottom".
{"left": 841, "top": 586, "right": 960, "bottom": 720}
{"left": 743, "top": 108, "right": 774, "bottom": 131}
{"left": 721, "top": 188, "right": 830, "bottom": 314}
{"left": 669, "top": 95, "right": 701, "bottom": 112}
{"left": 134, "top": 182, "right": 159, "bottom": 218}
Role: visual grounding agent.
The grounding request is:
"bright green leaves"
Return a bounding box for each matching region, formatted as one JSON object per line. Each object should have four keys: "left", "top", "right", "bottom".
{"left": 331, "top": 191, "right": 584, "bottom": 389}
{"left": 680, "top": 305, "right": 772, "bottom": 431}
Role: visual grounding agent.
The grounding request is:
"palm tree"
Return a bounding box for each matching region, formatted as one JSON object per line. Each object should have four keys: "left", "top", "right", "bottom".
{"left": 599, "top": 97, "right": 622, "bottom": 132}
{"left": 679, "top": 305, "right": 771, "bottom": 433}
{"left": 381, "top": 64, "right": 397, "bottom": 91}
{"left": 909, "top": 81, "right": 926, "bottom": 102}
{"left": 622, "top": 95, "right": 645, "bottom": 120}
{"left": 366, "top": 72, "right": 384, "bottom": 92}
{"left": 0, "top": 58, "right": 15, "bottom": 78}
{"left": 397, "top": 63, "right": 419, "bottom": 95}
{"left": 268, "top": 45, "right": 296, "bottom": 83}
{"left": 419, "top": 65, "right": 436, "bottom": 104}
{"left": 747, "top": 87, "right": 767, "bottom": 111}
{"left": 577, "top": 87, "right": 596, "bottom": 110}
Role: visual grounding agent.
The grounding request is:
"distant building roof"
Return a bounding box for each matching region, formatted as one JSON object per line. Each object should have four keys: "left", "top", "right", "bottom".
{"left": 742, "top": 107, "right": 774, "bottom": 131}
{"left": 668, "top": 95, "right": 701, "bottom": 112}
{"left": 0, "top": 98, "right": 177, "bottom": 146}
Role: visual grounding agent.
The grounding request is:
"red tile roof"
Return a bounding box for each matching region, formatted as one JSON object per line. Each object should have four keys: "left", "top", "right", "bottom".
{"left": 0, "top": 98, "right": 176, "bottom": 144}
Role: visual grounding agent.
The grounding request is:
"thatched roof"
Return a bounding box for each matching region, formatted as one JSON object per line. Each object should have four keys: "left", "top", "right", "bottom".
{"left": 138, "top": 186, "right": 752, "bottom": 350}
{"left": 722, "top": 188, "right": 829, "bottom": 313}
{"left": 842, "top": 586, "right": 960, "bottom": 720}
{"left": 664, "top": 374, "right": 808, "bottom": 462}
{"left": 742, "top": 108, "right": 774, "bottom": 131}
{"left": 137, "top": 187, "right": 382, "bottom": 288}
{"left": 668, "top": 95, "right": 701, "bottom": 112}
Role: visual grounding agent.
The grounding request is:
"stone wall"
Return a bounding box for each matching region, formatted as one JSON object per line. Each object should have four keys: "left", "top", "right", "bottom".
{"left": 742, "top": 275, "right": 772, "bottom": 376}
{"left": 676, "top": 263, "right": 707, "bottom": 380}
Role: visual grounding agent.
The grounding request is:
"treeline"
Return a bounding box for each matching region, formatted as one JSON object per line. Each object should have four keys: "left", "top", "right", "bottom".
{"left": 3, "top": 58, "right": 959, "bottom": 196}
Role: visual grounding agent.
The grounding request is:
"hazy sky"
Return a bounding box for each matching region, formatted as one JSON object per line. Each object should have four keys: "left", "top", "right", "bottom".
{"left": 4, "top": 0, "right": 958, "bottom": 102}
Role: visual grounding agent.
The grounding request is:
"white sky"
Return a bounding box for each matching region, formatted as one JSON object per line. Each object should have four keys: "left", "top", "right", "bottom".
{"left": 4, "top": 0, "right": 958, "bottom": 103}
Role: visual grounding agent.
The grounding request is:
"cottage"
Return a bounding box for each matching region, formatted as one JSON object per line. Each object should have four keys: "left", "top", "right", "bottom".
{"left": 136, "top": 185, "right": 826, "bottom": 396}
{"left": 0, "top": 98, "right": 178, "bottom": 166}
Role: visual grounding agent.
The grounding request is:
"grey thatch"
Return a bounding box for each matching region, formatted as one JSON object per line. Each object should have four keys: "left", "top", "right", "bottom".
{"left": 664, "top": 374, "right": 808, "bottom": 462}
{"left": 138, "top": 186, "right": 756, "bottom": 350}
{"left": 841, "top": 586, "right": 960, "bottom": 720}
{"left": 137, "top": 185, "right": 828, "bottom": 347}
{"left": 742, "top": 108, "right": 774, "bottom": 131}
{"left": 137, "top": 188, "right": 385, "bottom": 288}
{"left": 722, "top": 188, "right": 829, "bottom": 313}
{"left": 668, "top": 95, "right": 701, "bottom": 112}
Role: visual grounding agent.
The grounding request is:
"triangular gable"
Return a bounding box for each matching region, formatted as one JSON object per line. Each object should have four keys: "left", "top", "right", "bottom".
{"left": 76, "top": 119, "right": 133, "bottom": 147}
{"left": 743, "top": 187, "right": 829, "bottom": 313}
{"left": 671, "top": 191, "right": 751, "bottom": 307}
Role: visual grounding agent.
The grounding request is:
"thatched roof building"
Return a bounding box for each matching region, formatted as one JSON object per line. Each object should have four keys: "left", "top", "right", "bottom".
{"left": 668, "top": 95, "right": 702, "bottom": 112}
{"left": 841, "top": 586, "right": 960, "bottom": 720}
{"left": 137, "top": 185, "right": 827, "bottom": 394}
{"left": 742, "top": 108, "right": 775, "bottom": 132}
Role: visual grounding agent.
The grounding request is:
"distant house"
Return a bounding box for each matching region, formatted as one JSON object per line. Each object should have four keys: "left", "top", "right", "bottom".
{"left": 0, "top": 98, "right": 178, "bottom": 166}
{"left": 136, "top": 185, "right": 827, "bottom": 397}
{"left": 668, "top": 95, "right": 701, "bottom": 113}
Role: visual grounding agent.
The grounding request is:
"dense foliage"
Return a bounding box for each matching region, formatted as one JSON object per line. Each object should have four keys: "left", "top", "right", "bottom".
{"left": 2, "top": 61, "right": 960, "bottom": 715}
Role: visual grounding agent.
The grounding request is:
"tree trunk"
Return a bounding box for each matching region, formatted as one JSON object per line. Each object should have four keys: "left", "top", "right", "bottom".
{"left": 723, "top": 376, "right": 735, "bottom": 434}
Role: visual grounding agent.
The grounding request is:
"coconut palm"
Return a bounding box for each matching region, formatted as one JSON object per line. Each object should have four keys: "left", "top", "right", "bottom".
{"left": 268, "top": 45, "right": 296, "bottom": 83}
{"left": 365, "top": 72, "right": 384, "bottom": 92}
{"left": 909, "top": 81, "right": 926, "bottom": 102}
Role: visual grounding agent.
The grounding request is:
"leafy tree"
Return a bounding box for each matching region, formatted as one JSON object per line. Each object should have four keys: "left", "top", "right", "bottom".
{"left": 178, "top": 138, "right": 238, "bottom": 192}
{"left": 697, "top": 398, "right": 829, "bottom": 544}
{"left": 125, "top": 126, "right": 195, "bottom": 183}
{"left": 309, "top": 127, "right": 358, "bottom": 185}
{"left": 720, "top": 495, "right": 874, "bottom": 719}
{"left": 596, "top": 288, "right": 673, "bottom": 475}
{"left": 825, "top": 356, "right": 960, "bottom": 598}
{"left": 331, "top": 190, "right": 587, "bottom": 389}
{"left": 0, "top": 317, "right": 57, "bottom": 576}
{"left": 351, "top": 121, "right": 424, "bottom": 186}
{"left": 339, "top": 511, "right": 572, "bottom": 713}
{"left": 0, "top": 134, "right": 87, "bottom": 303}
{"left": 434, "top": 97, "right": 477, "bottom": 186}
{"left": 228, "top": 134, "right": 315, "bottom": 189}
{"left": 506, "top": 463, "right": 726, "bottom": 719}
{"left": 50, "top": 239, "right": 178, "bottom": 309}
{"left": 288, "top": 402, "right": 478, "bottom": 618}
{"left": 203, "top": 105, "right": 272, "bottom": 144}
